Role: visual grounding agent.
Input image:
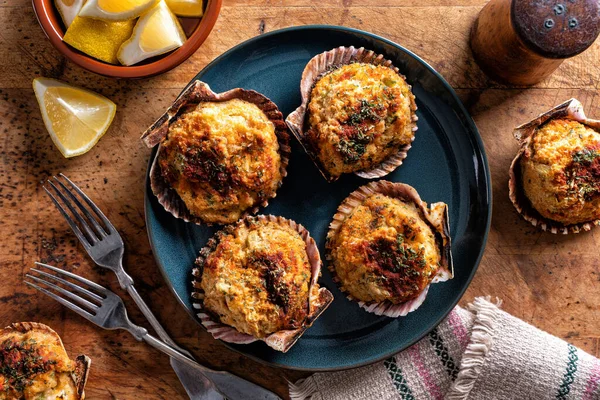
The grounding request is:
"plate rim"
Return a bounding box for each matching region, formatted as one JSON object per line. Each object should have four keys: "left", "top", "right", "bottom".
{"left": 144, "top": 24, "right": 493, "bottom": 372}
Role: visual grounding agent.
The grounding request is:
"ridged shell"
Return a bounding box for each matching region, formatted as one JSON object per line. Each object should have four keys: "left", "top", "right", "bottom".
{"left": 509, "top": 98, "right": 600, "bottom": 234}
{"left": 285, "top": 46, "right": 418, "bottom": 182}
{"left": 141, "top": 80, "right": 291, "bottom": 226}
{"left": 325, "top": 181, "right": 452, "bottom": 317}
{"left": 1, "top": 322, "right": 91, "bottom": 399}
{"left": 191, "top": 215, "right": 334, "bottom": 353}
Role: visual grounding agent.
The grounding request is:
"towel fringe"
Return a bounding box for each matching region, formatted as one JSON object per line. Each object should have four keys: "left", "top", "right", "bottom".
{"left": 445, "top": 297, "right": 500, "bottom": 400}
{"left": 289, "top": 377, "right": 319, "bottom": 400}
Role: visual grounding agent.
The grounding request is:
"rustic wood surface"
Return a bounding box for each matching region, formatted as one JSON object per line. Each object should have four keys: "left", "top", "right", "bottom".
{"left": 1, "top": 0, "right": 599, "bottom": 398}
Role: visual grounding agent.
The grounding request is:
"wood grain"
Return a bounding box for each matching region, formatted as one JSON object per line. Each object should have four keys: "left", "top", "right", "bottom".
{"left": 1, "top": 1, "right": 599, "bottom": 399}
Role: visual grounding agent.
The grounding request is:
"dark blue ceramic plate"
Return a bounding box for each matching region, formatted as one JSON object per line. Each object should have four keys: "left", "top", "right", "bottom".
{"left": 145, "top": 25, "right": 491, "bottom": 371}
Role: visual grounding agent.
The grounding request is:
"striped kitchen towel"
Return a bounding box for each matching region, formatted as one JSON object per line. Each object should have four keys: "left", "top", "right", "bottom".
{"left": 289, "top": 297, "right": 600, "bottom": 400}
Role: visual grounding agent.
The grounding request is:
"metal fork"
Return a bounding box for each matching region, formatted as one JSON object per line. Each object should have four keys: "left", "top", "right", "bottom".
{"left": 25, "top": 263, "right": 224, "bottom": 398}
{"left": 43, "top": 174, "right": 281, "bottom": 400}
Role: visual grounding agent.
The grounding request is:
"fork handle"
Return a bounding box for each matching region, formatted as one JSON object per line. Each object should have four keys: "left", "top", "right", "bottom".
{"left": 126, "top": 282, "right": 283, "bottom": 400}
{"left": 142, "top": 333, "right": 213, "bottom": 375}
{"left": 125, "top": 283, "right": 181, "bottom": 350}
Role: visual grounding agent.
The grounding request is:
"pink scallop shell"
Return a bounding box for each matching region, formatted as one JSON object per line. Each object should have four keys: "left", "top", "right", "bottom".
{"left": 285, "top": 46, "right": 418, "bottom": 183}
{"left": 191, "top": 215, "right": 334, "bottom": 353}
{"left": 325, "top": 180, "right": 452, "bottom": 317}
{"left": 509, "top": 98, "right": 600, "bottom": 234}
{"left": 141, "top": 80, "right": 291, "bottom": 226}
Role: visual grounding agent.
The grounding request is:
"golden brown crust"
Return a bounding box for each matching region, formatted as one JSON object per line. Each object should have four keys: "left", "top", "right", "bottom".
{"left": 286, "top": 46, "right": 418, "bottom": 182}
{"left": 143, "top": 81, "right": 291, "bottom": 225}
{"left": 193, "top": 216, "right": 327, "bottom": 338}
{"left": 521, "top": 119, "right": 600, "bottom": 224}
{"left": 192, "top": 215, "right": 333, "bottom": 352}
{"left": 158, "top": 99, "right": 282, "bottom": 224}
{"left": 509, "top": 98, "right": 600, "bottom": 234}
{"left": 306, "top": 63, "right": 415, "bottom": 180}
{"left": 0, "top": 322, "right": 89, "bottom": 400}
{"left": 326, "top": 181, "right": 451, "bottom": 311}
{"left": 329, "top": 195, "right": 439, "bottom": 303}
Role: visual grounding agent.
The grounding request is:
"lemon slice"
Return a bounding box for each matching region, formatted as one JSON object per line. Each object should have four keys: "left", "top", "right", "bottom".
{"left": 63, "top": 16, "right": 136, "bottom": 64}
{"left": 33, "top": 78, "right": 116, "bottom": 158}
{"left": 55, "top": 0, "right": 86, "bottom": 27}
{"left": 78, "top": 0, "right": 159, "bottom": 21}
{"left": 117, "top": 1, "right": 186, "bottom": 66}
{"left": 166, "top": 0, "right": 203, "bottom": 17}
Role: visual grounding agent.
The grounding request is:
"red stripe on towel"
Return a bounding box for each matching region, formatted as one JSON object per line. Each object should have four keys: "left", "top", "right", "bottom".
{"left": 408, "top": 345, "right": 444, "bottom": 400}
{"left": 583, "top": 362, "right": 600, "bottom": 400}
{"left": 447, "top": 310, "right": 469, "bottom": 351}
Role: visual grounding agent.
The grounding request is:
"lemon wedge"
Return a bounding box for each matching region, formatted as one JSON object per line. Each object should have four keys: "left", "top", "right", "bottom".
{"left": 63, "top": 16, "right": 136, "bottom": 64}
{"left": 78, "top": 0, "right": 159, "bottom": 21}
{"left": 117, "top": 1, "right": 186, "bottom": 66}
{"left": 166, "top": 0, "right": 203, "bottom": 17}
{"left": 33, "top": 78, "right": 116, "bottom": 158}
{"left": 55, "top": 0, "right": 86, "bottom": 27}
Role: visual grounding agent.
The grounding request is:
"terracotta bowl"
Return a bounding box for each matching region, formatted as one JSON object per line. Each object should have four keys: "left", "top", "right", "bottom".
{"left": 32, "top": 0, "right": 222, "bottom": 79}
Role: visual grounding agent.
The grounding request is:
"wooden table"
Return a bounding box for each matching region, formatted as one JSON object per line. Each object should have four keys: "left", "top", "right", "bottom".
{"left": 1, "top": 0, "right": 599, "bottom": 398}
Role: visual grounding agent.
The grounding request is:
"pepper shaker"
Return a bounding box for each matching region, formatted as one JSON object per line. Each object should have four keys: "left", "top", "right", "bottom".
{"left": 470, "top": 0, "right": 600, "bottom": 86}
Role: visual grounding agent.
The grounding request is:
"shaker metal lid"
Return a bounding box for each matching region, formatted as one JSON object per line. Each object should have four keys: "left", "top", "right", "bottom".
{"left": 511, "top": 0, "right": 600, "bottom": 59}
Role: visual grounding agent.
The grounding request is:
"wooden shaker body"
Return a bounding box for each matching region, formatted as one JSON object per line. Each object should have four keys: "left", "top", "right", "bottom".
{"left": 470, "top": 0, "right": 563, "bottom": 86}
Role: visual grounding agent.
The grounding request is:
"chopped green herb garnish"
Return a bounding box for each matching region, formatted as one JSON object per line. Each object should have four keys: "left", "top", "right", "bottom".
{"left": 573, "top": 148, "right": 600, "bottom": 164}
{"left": 348, "top": 100, "right": 382, "bottom": 126}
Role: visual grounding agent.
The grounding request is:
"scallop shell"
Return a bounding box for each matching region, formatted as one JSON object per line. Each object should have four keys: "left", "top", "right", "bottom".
{"left": 1, "top": 322, "right": 91, "bottom": 399}
{"left": 141, "top": 80, "right": 291, "bottom": 226}
{"left": 191, "top": 215, "right": 334, "bottom": 353}
{"left": 285, "top": 46, "right": 418, "bottom": 182}
{"left": 325, "top": 181, "right": 452, "bottom": 317}
{"left": 509, "top": 98, "right": 600, "bottom": 234}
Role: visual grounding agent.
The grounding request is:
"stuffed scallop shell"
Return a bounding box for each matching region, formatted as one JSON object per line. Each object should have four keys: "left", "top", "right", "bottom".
{"left": 0, "top": 322, "right": 90, "bottom": 400}
{"left": 142, "top": 81, "right": 290, "bottom": 225}
{"left": 191, "top": 215, "right": 333, "bottom": 352}
{"left": 509, "top": 98, "right": 600, "bottom": 234}
{"left": 326, "top": 181, "right": 452, "bottom": 317}
{"left": 286, "top": 46, "right": 418, "bottom": 182}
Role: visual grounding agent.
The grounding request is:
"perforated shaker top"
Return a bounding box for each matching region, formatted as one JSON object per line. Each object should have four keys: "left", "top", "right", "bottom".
{"left": 512, "top": 0, "right": 600, "bottom": 59}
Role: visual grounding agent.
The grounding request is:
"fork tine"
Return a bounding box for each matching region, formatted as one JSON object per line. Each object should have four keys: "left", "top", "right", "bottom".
{"left": 46, "top": 179, "right": 99, "bottom": 245}
{"left": 35, "top": 262, "right": 108, "bottom": 294}
{"left": 26, "top": 274, "right": 99, "bottom": 311}
{"left": 43, "top": 186, "right": 93, "bottom": 250}
{"left": 30, "top": 266, "right": 104, "bottom": 302}
{"left": 52, "top": 175, "right": 108, "bottom": 238}
{"left": 59, "top": 173, "right": 117, "bottom": 234}
{"left": 25, "top": 281, "right": 95, "bottom": 320}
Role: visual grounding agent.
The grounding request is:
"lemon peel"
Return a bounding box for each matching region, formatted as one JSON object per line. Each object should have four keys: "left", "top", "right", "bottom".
{"left": 63, "top": 16, "right": 136, "bottom": 64}
{"left": 166, "top": 0, "right": 203, "bottom": 17}
{"left": 79, "top": 0, "right": 159, "bottom": 21}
